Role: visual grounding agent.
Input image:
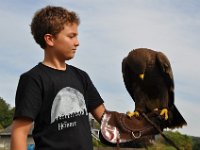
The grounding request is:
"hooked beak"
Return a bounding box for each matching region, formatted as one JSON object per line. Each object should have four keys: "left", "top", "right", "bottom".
{"left": 139, "top": 73, "right": 144, "bottom": 80}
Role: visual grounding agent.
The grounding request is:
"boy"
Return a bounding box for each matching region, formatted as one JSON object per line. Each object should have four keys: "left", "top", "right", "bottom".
{"left": 11, "top": 6, "right": 105, "bottom": 150}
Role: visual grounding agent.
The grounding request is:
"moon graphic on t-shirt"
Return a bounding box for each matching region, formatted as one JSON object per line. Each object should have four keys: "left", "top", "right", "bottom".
{"left": 51, "top": 87, "right": 88, "bottom": 123}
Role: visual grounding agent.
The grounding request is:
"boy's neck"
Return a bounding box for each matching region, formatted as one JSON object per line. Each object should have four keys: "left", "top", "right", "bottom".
{"left": 42, "top": 60, "right": 67, "bottom": 71}
{"left": 42, "top": 52, "right": 67, "bottom": 71}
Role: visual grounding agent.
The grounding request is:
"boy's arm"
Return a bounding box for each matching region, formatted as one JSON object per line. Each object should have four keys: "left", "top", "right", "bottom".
{"left": 91, "top": 104, "right": 106, "bottom": 123}
{"left": 11, "top": 117, "right": 33, "bottom": 150}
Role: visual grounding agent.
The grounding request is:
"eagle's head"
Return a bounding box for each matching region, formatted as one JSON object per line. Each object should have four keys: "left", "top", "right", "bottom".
{"left": 127, "top": 51, "right": 146, "bottom": 80}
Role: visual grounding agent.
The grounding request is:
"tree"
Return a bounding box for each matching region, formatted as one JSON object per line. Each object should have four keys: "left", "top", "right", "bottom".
{"left": 0, "top": 123, "right": 4, "bottom": 130}
{"left": 192, "top": 136, "right": 200, "bottom": 150}
{"left": 148, "top": 131, "right": 193, "bottom": 150}
{"left": 163, "top": 131, "right": 192, "bottom": 150}
{"left": 0, "top": 97, "right": 15, "bottom": 128}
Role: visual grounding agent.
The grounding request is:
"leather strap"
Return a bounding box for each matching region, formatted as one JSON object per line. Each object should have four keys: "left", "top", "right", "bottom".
{"left": 142, "top": 113, "right": 180, "bottom": 150}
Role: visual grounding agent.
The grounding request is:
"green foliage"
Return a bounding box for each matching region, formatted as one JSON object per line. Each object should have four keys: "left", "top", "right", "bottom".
{"left": 92, "top": 137, "right": 106, "bottom": 147}
{"left": 148, "top": 131, "right": 193, "bottom": 150}
{"left": 0, "top": 123, "right": 4, "bottom": 130}
{"left": 0, "top": 97, "right": 15, "bottom": 128}
{"left": 192, "top": 136, "right": 200, "bottom": 150}
{"left": 148, "top": 142, "right": 176, "bottom": 150}
{"left": 163, "top": 131, "right": 192, "bottom": 150}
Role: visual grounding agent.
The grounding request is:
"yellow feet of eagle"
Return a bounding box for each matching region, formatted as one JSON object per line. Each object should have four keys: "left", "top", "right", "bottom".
{"left": 160, "top": 108, "right": 168, "bottom": 120}
{"left": 126, "top": 111, "right": 140, "bottom": 117}
{"left": 126, "top": 108, "right": 168, "bottom": 120}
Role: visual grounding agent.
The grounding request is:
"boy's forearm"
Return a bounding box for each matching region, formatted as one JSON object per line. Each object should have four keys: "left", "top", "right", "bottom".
{"left": 11, "top": 118, "right": 33, "bottom": 150}
{"left": 11, "top": 130, "right": 28, "bottom": 150}
{"left": 91, "top": 104, "right": 106, "bottom": 123}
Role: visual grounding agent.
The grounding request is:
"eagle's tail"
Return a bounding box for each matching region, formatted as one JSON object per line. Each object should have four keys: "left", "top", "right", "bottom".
{"left": 166, "top": 105, "right": 187, "bottom": 129}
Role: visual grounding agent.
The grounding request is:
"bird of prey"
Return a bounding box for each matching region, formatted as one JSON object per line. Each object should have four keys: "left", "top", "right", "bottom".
{"left": 122, "top": 48, "right": 187, "bottom": 128}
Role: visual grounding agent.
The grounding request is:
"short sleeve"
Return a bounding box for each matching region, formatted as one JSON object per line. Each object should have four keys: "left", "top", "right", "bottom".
{"left": 14, "top": 74, "right": 42, "bottom": 120}
{"left": 84, "top": 73, "right": 104, "bottom": 112}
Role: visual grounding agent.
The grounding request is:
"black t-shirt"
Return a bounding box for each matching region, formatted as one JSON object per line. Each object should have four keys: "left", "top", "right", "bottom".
{"left": 14, "top": 63, "right": 104, "bottom": 150}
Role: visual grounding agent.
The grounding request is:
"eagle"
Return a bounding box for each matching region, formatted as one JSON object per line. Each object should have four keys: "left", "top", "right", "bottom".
{"left": 122, "top": 48, "right": 187, "bottom": 128}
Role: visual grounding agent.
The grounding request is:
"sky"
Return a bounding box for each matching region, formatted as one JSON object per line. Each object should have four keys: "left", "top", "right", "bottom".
{"left": 0, "top": 0, "right": 199, "bottom": 137}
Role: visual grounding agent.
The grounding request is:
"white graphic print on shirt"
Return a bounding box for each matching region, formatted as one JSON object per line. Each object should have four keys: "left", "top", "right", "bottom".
{"left": 51, "top": 87, "right": 88, "bottom": 130}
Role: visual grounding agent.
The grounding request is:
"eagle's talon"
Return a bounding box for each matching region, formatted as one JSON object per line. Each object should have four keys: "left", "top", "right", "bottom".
{"left": 160, "top": 108, "right": 168, "bottom": 120}
{"left": 126, "top": 111, "right": 140, "bottom": 117}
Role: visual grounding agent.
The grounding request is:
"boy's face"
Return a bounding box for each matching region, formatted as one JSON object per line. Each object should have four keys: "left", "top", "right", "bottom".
{"left": 51, "top": 23, "right": 79, "bottom": 60}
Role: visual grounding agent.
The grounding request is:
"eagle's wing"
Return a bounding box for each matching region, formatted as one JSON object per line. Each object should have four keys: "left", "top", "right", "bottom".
{"left": 156, "top": 52, "right": 187, "bottom": 127}
{"left": 156, "top": 52, "right": 174, "bottom": 106}
{"left": 122, "top": 57, "right": 135, "bottom": 101}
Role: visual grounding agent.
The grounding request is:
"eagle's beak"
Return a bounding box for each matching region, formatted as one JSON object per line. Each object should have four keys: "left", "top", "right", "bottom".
{"left": 139, "top": 73, "right": 144, "bottom": 80}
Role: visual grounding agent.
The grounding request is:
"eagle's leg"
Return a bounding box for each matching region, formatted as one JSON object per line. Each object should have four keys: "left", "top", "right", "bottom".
{"left": 160, "top": 108, "right": 168, "bottom": 120}
{"left": 127, "top": 87, "right": 147, "bottom": 118}
{"left": 126, "top": 111, "right": 140, "bottom": 117}
{"left": 159, "top": 90, "right": 169, "bottom": 120}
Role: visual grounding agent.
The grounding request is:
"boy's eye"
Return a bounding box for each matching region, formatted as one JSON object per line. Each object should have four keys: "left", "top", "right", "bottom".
{"left": 68, "top": 34, "right": 77, "bottom": 38}
{"left": 69, "top": 35, "right": 74, "bottom": 37}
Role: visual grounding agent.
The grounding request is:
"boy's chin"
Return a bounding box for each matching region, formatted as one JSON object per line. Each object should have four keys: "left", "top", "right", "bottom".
{"left": 65, "top": 55, "right": 75, "bottom": 60}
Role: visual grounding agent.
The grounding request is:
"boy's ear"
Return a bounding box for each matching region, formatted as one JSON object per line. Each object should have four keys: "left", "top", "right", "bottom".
{"left": 44, "top": 34, "right": 54, "bottom": 47}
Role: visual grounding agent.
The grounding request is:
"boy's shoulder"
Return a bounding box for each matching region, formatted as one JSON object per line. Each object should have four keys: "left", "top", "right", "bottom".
{"left": 20, "top": 63, "right": 44, "bottom": 79}
{"left": 69, "top": 65, "right": 86, "bottom": 74}
{"left": 69, "top": 65, "right": 90, "bottom": 79}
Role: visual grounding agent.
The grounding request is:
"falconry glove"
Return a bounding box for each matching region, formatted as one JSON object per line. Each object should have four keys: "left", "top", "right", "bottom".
{"left": 99, "top": 110, "right": 164, "bottom": 146}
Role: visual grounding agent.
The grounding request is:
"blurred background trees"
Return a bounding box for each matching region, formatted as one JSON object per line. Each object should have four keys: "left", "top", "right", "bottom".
{"left": 0, "top": 97, "right": 15, "bottom": 130}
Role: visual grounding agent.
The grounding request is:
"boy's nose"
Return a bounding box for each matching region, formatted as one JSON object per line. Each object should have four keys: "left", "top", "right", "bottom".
{"left": 74, "top": 39, "right": 79, "bottom": 47}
